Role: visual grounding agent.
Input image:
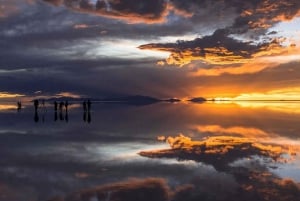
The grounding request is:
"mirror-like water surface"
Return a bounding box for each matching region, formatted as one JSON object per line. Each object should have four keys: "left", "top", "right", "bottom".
{"left": 1, "top": 101, "right": 300, "bottom": 201}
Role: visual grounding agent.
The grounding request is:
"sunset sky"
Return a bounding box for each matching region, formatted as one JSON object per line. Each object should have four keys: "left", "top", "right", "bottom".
{"left": 1, "top": 0, "right": 300, "bottom": 100}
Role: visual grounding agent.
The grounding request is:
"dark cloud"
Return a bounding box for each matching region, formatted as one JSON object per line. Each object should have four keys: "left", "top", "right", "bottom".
{"left": 171, "top": 0, "right": 300, "bottom": 33}
{"left": 43, "top": 0, "right": 168, "bottom": 23}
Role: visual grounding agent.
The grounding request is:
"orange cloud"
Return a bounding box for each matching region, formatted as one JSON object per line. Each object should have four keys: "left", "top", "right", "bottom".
{"left": 194, "top": 125, "right": 272, "bottom": 139}
{"left": 139, "top": 29, "right": 288, "bottom": 67}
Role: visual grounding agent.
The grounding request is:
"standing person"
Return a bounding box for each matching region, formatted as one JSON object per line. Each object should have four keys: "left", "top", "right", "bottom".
{"left": 87, "top": 99, "right": 91, "bottom": 111}
{"left": 17, "top": 101, "right": 22, "bottom": 112}
{"left": 83, "top": 101, "right": 87, "bottom": 112}
{"left": 34, "top": 99, "right": 39, "bottom": 111}
{"left": 59, "top": 101, "right": 64, "bottom": 111}
{"left": 65, "top": 100, "right": 69, "bottom": 111}
{"left": 54, "top": 101, "right": 58, "bottom": 111}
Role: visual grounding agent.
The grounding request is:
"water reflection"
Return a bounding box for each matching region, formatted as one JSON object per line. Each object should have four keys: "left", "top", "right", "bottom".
{"left": 28, "top": 101, "right": 91, "bottom": 123}
{"left": 0, "top": 101, "right": 300, "bottom": 201}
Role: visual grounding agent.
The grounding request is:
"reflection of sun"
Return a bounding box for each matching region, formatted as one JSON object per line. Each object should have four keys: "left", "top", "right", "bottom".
{"left": 213, "top": 97, "right": 233, "bottom": 101}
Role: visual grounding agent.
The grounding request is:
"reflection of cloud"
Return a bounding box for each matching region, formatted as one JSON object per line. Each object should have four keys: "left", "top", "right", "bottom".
{"left": 47, "top": 171, "right": 300, "bottom": 201}
{"left": 50, "top": 178, "right": 170, "bottom": 201}
{"left": 194, "top": 125, "right": 271, "bottom": 138}
{"left": 234, "top": 169, "right": 300, "bottom": 201}
{"left": 234, "top": 101, "right": 300, "bottom": 114}
{"left": 140, "top": 135, "right": 290, "bottom": 171}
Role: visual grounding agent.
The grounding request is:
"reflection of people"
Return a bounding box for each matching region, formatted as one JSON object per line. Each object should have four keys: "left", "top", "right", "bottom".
{"left": 59, "top": 101, "right": 64, "bottom": 111}
{"left": 87, "top": 99, "right": 91, "bottom": 111}
{"left": 83, "top": 110, "right": 87, "bottom": 122}
{"left": 34, "top": 111, "right": 39, "bottom": 123}
{"left": 65, "top": 100, "right": 69, "bottom": 111}
{"left": 83, "top": 110, "right": 91, "bottom": 123}
{"left": 87, "top": 111, "right": 91, "bottom": 123}
{"left": 65, "top": 110, "right": 69, "bottom": 123}
{"left": 54, "top": 101, "right": 58, "bottom": 111}
{"left": 59, "top": 109, "right": 64, "bottom": 121}
{"left": 54, "top": 111, "right": 58, "bottom": 122}
{"left": 83, "top": 101, "right": 87, "bottom": 112}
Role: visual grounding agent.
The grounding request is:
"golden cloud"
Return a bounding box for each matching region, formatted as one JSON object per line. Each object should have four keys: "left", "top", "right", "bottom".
{"left": 140, "top": 134, "right": 297, "bottom": 171}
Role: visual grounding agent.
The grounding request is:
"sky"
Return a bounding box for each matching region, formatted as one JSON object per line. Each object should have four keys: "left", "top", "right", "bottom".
{"left": 1, "top": 0, "right": 300, "bottom": 100}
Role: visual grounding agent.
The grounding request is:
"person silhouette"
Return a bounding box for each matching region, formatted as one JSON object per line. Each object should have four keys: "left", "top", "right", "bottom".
{"left": 17, "top": 101, "right": 22, "bottom": 112}
{"left": 83, "top": 101, "right": 87, "bottom": 112}
{"left": 59, "top": 101, "right": 64, "bottom": 111}
{"left": 54, "top": 101, "right": 58, "bottom": 111}
{"left": 34, "top": 99, "right": 39, "bottom": 111}
{"left": 87, "top": 99, "right": 91, "bottom": 111}
{"left": 65, "top": 100, "right": 69, "bottom": 112}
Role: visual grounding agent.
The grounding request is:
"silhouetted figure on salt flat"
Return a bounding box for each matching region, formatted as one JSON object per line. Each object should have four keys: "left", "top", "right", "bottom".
{"left": 83, "top": 101, "right": 87, "bottom": 112}
{"left": 17, "top": 101, "right": 22, "bottom": 112}
{"left": 34, "top": 99, "right": 39, "bottom": 111}
{"left": 87, "top": 99, "right": 91, "bottom": 111}
{"left": 54, "top": 101, "right": 58, "bottom": 111}
{"left": 59, "top": 101, "right": 64, "bottom": 111}
{"left": 65, "top": 100, "right": 69, "bottom": 112}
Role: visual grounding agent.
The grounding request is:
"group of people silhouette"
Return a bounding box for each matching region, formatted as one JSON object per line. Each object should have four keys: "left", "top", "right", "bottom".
{"left": 30, "top": 99, "right": 92, "bottom": 123}
{"left": 54, "top": 100, "right": 69, "bottom": 122}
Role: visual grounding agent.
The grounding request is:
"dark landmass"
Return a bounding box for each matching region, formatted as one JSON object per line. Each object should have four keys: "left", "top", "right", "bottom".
{"left": 40, "top": 95, "right": 160, "bottom": 105}
{"left": 188, "top": 97, "right": 206, "bottom": 103}
{"left": 44, "top": 97, "right": 97, "bottom": 102}
{"left": 163, "top": 98, "right": 181, "bottom": 103}
{"left": 100, "top": 95, "right": 161, "bottom": 106}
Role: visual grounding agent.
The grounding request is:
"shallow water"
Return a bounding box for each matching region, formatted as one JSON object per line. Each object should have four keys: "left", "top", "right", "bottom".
{"left": 1, "top": 101, "right": 300, "bottom": 201}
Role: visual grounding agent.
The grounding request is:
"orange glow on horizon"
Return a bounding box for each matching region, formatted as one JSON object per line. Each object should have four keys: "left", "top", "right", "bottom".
{"left": 0, "top": 104, "right": 17, "bottom": 110}
{"left": 0, "top": 92, "right": 25, "bottom": 99}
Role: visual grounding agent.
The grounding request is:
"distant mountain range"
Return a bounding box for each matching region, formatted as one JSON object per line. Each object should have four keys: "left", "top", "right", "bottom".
{"left": 43, "top": 95, "right": 206, "bottom": 106}
{"left": 188, "top": 97, "right": 207, "bottom": 103}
